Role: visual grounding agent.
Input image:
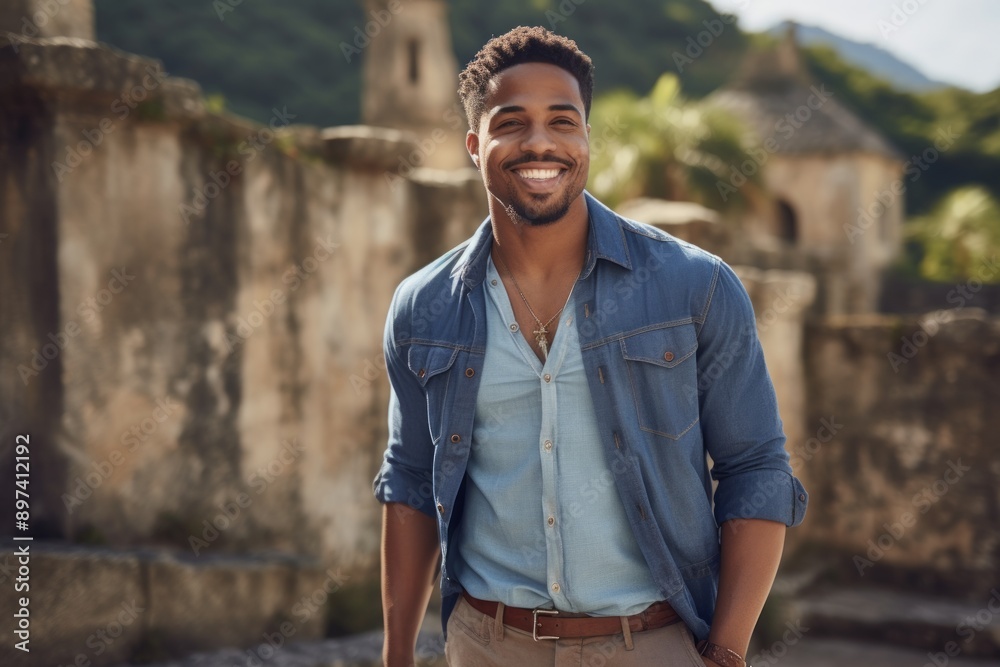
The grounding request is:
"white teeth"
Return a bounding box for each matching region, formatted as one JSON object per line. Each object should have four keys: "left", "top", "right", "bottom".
{"left": 516, "top": 168, "right": 561, "bottom": 180}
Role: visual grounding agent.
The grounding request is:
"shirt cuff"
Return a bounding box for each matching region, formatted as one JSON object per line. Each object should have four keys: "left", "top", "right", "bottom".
{"left": 372, "top": 461, "right": 437, "bottom": 520}
{"left": 713, "top": 468, "right": 808, "bottom": 527}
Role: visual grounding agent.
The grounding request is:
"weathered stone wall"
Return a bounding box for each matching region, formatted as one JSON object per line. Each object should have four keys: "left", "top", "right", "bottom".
{"left": 0, "top": 0, "right": 94, "bottom": 42}
{"left": 0, "top": 38, "right": 485, "bottom": 571}
{"left": 735, "top": 267, "right": 817, "bottom": 469}
{"left": 795, "top": 310, "right": 1000, "bottom": 594}
{"left": 361, "top": 0, "right": 469, "bottom": 169}
{"left": 764, "top": 153, "right": 904, "bottom": 314}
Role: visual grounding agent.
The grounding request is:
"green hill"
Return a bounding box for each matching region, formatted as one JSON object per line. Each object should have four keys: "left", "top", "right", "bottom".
{"left": 93, "top": 0, "right": 746, "bottom": 128}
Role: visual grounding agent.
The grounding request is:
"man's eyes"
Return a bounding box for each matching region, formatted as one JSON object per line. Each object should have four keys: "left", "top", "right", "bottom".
{"left": 495, "top": 118, "right": 577, "bottom": 129}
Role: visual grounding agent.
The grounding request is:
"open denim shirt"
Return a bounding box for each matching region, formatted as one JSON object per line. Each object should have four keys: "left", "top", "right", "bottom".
{"left": 373, "top": 191, "right": 808, "bottom": 642}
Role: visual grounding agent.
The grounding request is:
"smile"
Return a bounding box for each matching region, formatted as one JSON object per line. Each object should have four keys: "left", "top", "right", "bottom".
{"left": 516, "top": 168, "right": 563, "bottom": 180}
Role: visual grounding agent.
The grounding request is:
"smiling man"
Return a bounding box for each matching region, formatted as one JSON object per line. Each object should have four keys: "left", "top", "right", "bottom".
{"left": 374, "top": 26, "right": 808, "bottom": 667}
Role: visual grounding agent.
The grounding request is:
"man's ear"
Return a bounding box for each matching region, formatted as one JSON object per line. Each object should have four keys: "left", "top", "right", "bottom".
{"left": 466, "top": 130, "right": 480, "bottom": 169}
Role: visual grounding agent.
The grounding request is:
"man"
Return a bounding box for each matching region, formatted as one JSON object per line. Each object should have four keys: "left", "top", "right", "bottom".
{"left": 374, "top": 26, "right": 808, "bottom": 667}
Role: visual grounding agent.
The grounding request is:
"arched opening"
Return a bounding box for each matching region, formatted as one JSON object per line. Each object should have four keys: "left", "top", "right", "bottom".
{"left": 776, "top": 199, "right": 798, "bottom": 244}
{"left": 407, "top": 39, "right": 420, "bottom": 85}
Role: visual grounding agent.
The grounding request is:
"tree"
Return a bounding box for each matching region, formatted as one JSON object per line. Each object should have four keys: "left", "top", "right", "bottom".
{"left": 587, "top": 73, "right": 756, "bottom": 210}
{"left": 905, "top": 186, "right": 1000, "bottom": 283}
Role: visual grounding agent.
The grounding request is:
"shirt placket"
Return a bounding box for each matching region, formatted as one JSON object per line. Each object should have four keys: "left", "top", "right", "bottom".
{"left": 485, "top": 255, "right": 575, "bottom": 609}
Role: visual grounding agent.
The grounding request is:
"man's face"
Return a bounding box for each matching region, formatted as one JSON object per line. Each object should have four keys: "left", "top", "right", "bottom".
{"left": 467, "top": 62, "right": 590, "bottom": 226}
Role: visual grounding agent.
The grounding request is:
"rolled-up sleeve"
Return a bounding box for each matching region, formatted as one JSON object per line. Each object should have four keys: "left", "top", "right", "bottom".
{"left": 372, "top": 284, "right": 437, "bottom": 519}
{"left": 696, "top": 260, "right": 808, "bottom": 527}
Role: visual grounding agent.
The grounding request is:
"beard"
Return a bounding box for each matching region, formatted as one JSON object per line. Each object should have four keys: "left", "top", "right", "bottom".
{"left": 497, "top": 170, "right": 584, "bottom": 226}
{"left": 501, "top": 191, "right": 575, "bottom": 226}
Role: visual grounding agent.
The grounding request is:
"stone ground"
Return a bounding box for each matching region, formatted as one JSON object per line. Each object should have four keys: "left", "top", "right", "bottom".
{"left": 779, "top": 638, "right": 1000, "bottom": 666}
{"left": 106, "top": 585, "right": 1000, "bottom": 666}
{"left": 106, "top": 633, "right": 1000, "bottom": 667}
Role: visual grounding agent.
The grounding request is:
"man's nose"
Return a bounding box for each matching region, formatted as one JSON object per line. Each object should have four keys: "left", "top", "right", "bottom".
{"left": 519, "top": 122, "right": 558, "bottom": 155}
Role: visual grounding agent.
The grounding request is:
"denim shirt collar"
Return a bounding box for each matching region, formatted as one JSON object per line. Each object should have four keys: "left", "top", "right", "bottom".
{"left": 450, "top": 190, "right": 634, "bottom": 290}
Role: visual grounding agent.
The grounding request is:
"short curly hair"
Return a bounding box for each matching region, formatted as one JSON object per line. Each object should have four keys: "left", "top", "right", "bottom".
{"left": 458, "top": 26, "right": 595, "bottom": 132}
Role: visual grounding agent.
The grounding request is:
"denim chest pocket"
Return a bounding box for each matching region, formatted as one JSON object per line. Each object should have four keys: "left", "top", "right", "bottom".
{"left": 620, "top": 325, "right": 700, "bottom": 440}
{"left": 407, "top": 344, "right": 460, "bottom": 445}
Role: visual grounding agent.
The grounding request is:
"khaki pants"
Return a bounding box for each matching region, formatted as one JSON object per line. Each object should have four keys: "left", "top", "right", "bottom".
{"left": 445, "top": 595, "right": 706, "bottom": 666}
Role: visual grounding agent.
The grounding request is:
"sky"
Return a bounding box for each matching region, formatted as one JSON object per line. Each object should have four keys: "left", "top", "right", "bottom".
{"left": 709, "top": 0, "right": 1000, "bottom": 92}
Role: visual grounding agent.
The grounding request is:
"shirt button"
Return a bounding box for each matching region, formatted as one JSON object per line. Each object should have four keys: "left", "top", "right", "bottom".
{"left": 543, "top": 373, "right": 551, "bottom": 383}
{"left": 418, "top": 368, "right": 426, "bottom": 377}
{"left": 510, "top": 323, "right": 519, "bottom": 332}
{"left": 437, "top": 503, "right": 445, "bottom": 515}
{"left": 663, "top": 351, "right": 674, "bottom": 362}
{"left": 543, "top": 440, "right": 553, "bottom": 451}
{"left": 450, "top": 434, "right": 461, "bottom": 443}
{"left": 465, "top": 367, "right": 475, "bottom": 377}
{"left": 491, "top": 279, "right": 497, "bottom": 286}
{"left": 547, "top": 516, "right": 555, "bottom": 526}
{"left": 799, "top": 494, "right": 806, "bottom": 501}
{"left": 551, "top": 583, "right": 560, "bottom": 593}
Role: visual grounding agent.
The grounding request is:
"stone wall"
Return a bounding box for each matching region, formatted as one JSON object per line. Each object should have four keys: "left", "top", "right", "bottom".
{"left": 0, "top": 37, "right": 485, "bottom": 571}
{"left": 0, "top": 0, "right": 94, "bottom": 42}
{"left": 795, "top": 310, "right": 1000, "bottom": 594}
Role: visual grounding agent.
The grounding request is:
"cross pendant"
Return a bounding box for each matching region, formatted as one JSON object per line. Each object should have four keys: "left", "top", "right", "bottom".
{"left": 534, "top": 326, "right": 549, "bottom": 360}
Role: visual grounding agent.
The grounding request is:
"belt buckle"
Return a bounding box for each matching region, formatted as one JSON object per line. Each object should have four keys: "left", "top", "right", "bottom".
{"left": 532, "top": 608, "right": 559, "bottom": 641}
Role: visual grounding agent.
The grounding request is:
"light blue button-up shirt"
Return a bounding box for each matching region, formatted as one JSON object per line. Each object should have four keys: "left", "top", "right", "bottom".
{"left": 373, "top": 192, "right": 809, "bottom": 642}
{"left": 451, "top": 253, "right": 663, "bottom": 615}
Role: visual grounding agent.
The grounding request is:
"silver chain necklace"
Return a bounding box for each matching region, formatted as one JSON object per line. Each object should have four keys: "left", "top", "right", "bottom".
{"left": 493, "top": 251, "right": 566, "bottom": 361}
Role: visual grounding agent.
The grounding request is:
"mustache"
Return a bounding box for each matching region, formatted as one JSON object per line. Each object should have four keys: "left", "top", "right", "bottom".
{"left": 504, "top": 154, "right": 573, "bottom": 170}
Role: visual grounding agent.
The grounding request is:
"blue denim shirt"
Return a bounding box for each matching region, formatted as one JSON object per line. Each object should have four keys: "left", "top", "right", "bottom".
{"left": 373, "top": 191, "right": 809, "bottom": 642}
{"left": 452, "top": 254, "right": 665, "bottom": 616}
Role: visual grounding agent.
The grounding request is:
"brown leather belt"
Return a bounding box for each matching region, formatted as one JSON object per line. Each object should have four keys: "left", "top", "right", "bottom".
{"left": 461, "top": 590, "right": 681, "bottom": 641}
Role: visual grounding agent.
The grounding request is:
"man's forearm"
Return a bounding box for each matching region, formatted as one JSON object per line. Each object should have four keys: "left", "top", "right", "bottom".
{"left": 707, "top": 518, "right": 786, "bottom": 661}
{"left": 381, "top": 502, "right": 440, "bottom": 667}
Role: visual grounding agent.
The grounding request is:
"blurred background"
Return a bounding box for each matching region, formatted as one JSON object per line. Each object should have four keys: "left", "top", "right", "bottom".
{"left": 0, "top": 0, "right": 998, "bottom": 665}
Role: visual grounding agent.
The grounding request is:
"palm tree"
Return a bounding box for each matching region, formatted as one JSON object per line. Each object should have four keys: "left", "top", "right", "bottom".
{"left": 587, "top": 73, "right": 758, "bottom": 211}
{"left": 905, "top": 186, "right": 1000, "bottom": 282}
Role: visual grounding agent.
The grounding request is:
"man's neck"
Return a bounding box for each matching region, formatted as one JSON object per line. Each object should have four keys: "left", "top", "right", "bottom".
{"left": 488, "top": 195, "right": 589, "bottom": 283}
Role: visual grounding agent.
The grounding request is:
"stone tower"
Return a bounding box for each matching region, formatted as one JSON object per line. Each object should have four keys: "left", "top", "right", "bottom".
{"left": 708, "top": 24, "right": 905, "bottom": 314}
{"left": 361, "top": 0, "right": 469, "bottom": 169}
{"left": 0, "top": 0, "right": 94, "bottom": 41}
